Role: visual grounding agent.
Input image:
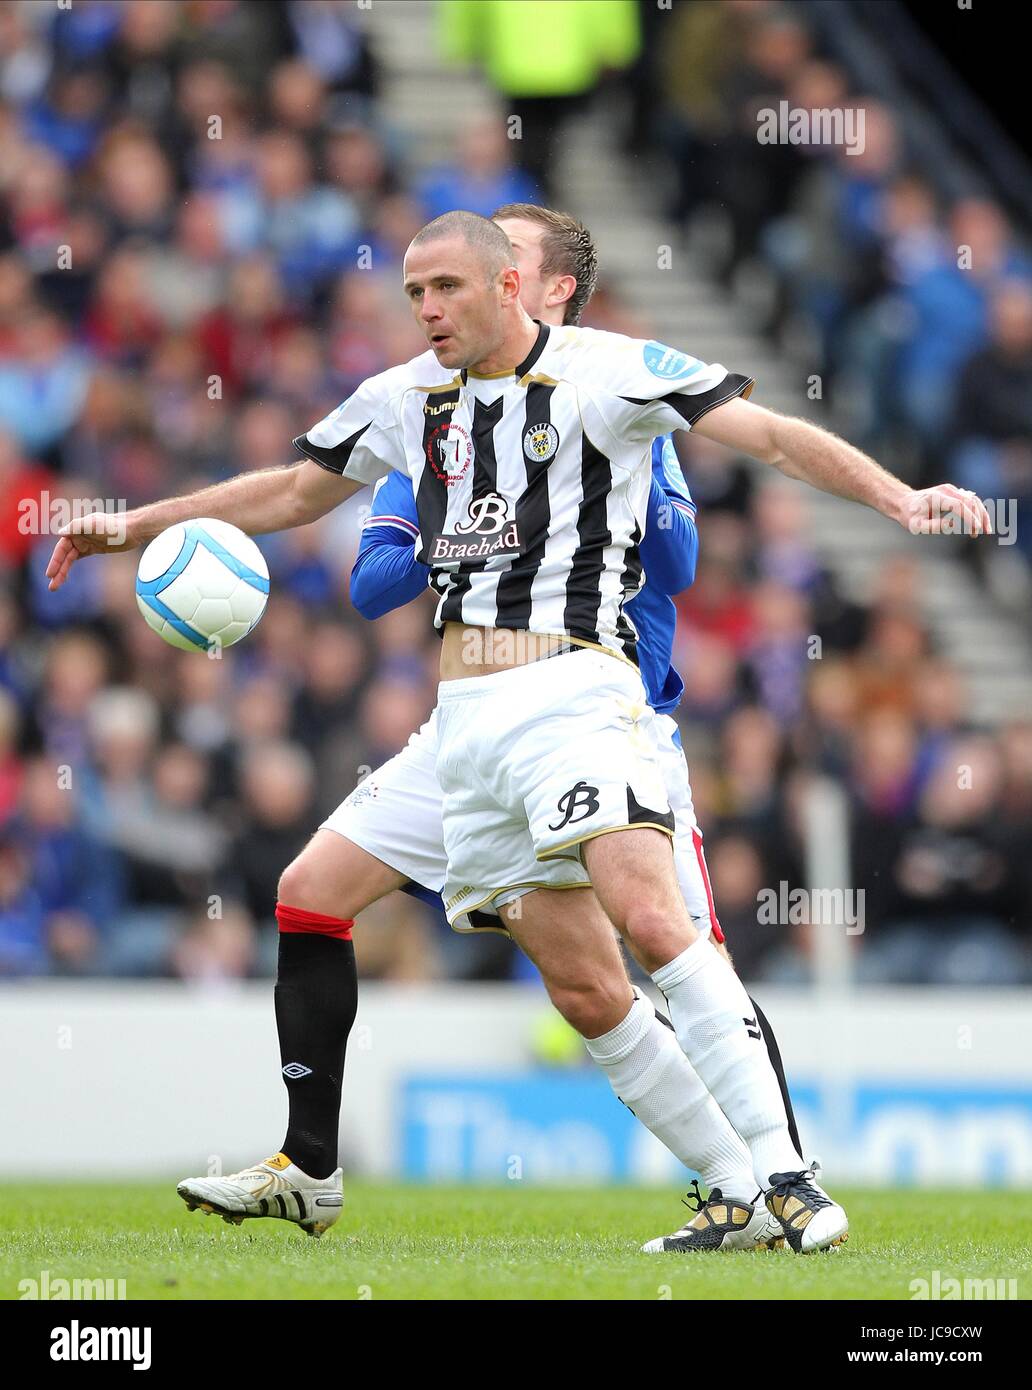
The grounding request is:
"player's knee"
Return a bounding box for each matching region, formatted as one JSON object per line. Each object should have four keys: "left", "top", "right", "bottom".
{"left": 276, "top": 858, "right": 307, "bottom": 909}
{"left": 621, "top": 902, "right": 698, "bottom": 968}
{"left": 277, "top": 857, "right": 339, "bottom": 917}
{"left": 546, "top": 976, "right": 631, "bottom": 1039}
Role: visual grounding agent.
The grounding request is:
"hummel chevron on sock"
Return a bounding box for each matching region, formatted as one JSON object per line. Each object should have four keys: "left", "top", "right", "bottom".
{"left": 584, "top": 992, "right": 755, "bottom": 1196}
{"left": 652, "top": 937, "right": 801, "bottom": 1186}
{"left": 274, "top": 903, "right": 357, "bottom": 1180}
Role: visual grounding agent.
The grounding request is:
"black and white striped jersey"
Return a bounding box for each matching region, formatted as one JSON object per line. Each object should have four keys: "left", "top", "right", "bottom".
{"left": 294, "top": 322, "right": 753, "bottom": 663}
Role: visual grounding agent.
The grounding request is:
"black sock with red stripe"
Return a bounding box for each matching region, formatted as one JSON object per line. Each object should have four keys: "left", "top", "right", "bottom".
{"left": 274, "top": 904, "right": 357, "bottom": 1180}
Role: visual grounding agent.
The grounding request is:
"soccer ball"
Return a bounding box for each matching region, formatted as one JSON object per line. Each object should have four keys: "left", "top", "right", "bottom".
{"left": 135, "top": 518, "right": 269, "bottom": 653}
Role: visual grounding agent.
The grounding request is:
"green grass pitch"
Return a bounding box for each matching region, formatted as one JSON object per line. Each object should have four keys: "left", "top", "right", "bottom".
{"left": 2, "top": 1185, "right": 1030, "bottom": 1301}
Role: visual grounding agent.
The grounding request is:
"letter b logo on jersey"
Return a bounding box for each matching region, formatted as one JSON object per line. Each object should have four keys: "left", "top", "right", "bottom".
{"left": 455, "top": 493, "right": 510, "bottom": 535}
{"left": 429, "top": 492, "right": 521, "bottom": 564}
{"left": 549, "top": 781, "right": 601, "bottom": 831}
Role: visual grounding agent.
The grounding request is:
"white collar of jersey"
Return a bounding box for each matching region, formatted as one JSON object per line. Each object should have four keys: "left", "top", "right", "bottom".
{"left": 461, "top": 320, "right": 550, "bottom": 386}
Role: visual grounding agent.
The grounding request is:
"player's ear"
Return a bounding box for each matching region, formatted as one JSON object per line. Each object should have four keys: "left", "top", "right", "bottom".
{"left": 549, "top": 273, "right": 577, "bottom": 314}
{"left": 500, "top": 264, "right": 521, "bottom": 306}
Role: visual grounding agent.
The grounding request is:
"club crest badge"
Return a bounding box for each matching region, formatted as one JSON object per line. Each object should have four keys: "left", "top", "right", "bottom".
{"left": 523, "top": 422, "right": 559, "bottom": 462}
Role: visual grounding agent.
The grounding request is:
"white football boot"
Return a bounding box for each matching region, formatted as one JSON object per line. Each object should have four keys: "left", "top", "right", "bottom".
{"left": 176, "top": 1152, "right": 343, "bottom": 1238}
{"left": 764, "top": 1158, "right": 849, "bottom": 1253}
{"left": 641, "top": 1181, "right": 787, "bottom": 1253}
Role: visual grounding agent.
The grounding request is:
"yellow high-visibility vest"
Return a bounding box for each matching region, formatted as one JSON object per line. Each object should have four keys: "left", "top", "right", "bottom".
{"left": 440, "top": 0, "right": 641, "bottom": 98}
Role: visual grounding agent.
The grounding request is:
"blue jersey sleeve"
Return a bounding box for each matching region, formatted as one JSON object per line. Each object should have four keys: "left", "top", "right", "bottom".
{"left": 349, "top": 472, "right": 431, "bottom": 620}
{"left": 639, "top": 436, "right": 698, "bottom": 597}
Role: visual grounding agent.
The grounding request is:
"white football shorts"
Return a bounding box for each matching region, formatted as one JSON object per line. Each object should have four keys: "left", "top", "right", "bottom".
{"left": 319, "top": 708, "right": 449, "bottom": 897}
{"left": 320, "top": 653, "right": 721, "bottom": 939}
{"left": 435, "top": 648, "right": 669, "bottom": 926}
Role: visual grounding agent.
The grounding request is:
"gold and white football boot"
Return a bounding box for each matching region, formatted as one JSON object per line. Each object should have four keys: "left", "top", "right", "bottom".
{"left": 641, "top": 1180, "right": 787, "bottom": 1253}
{"left": 764, "top": 1159, "right": 849, "bottom": 1253}
{"left": 176, "top": 1152, "right": 342, "bottom": 1238}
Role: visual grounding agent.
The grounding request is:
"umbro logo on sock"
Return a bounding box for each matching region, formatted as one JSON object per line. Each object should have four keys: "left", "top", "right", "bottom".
{"left": 743, "top": 1016, "right": 762, "bottom": 1041}
{"left": 282, "top": 1063, "right": 313, "bottom": 1079}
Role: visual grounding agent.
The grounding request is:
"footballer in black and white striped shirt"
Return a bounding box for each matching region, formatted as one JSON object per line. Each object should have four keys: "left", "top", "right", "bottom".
{"left": 294, "top": 305, "right": 753, "bottom": 668}
{"left": 286, "top": 208, "right": 985, "bottom": 1252}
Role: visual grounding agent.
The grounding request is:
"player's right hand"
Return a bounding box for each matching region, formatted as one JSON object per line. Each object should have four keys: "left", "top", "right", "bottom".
{"left": 45, "top": 511, "right": 137, "bottom": 591}
{"left": 901, "top": 485, "right": 993, "bottom": 537}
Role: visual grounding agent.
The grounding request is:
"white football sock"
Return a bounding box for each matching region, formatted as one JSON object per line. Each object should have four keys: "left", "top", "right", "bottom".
{"left": 584, "top": 992, "right": 756, "bottom": 1197}
{"left": 652, "top": 937, "right": 803, "bottom": 1187}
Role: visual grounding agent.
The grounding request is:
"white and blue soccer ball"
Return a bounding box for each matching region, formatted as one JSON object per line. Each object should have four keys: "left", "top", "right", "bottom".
{"left": 135, "top": 518, "right": 269, "bottom": 653}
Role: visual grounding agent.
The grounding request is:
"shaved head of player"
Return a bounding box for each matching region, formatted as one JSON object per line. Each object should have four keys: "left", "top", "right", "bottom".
{"left": 403, "top": 210, "right": 539, "bottom": 374}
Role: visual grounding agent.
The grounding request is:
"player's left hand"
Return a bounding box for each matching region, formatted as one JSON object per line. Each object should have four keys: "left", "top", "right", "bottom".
{"left": 899, "top": 485, "right": 993, "bottom": 537}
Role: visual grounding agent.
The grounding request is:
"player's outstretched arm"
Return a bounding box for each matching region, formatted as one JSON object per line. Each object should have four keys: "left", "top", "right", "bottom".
{"left": 692, "top": 396, "right": 993, "bottom": 537}
{"left": 45, "top": 461, "right": 363, "bottom": 591}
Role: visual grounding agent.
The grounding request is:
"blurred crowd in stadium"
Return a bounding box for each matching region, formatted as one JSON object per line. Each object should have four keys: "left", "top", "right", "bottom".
{"left": 1, "top": 0, "right": 1030, "bottom": 986}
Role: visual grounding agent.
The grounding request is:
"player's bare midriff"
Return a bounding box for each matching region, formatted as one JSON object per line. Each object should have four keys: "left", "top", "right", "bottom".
{"left": 440, "top": 623, "right": 581, "bottom": 679}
